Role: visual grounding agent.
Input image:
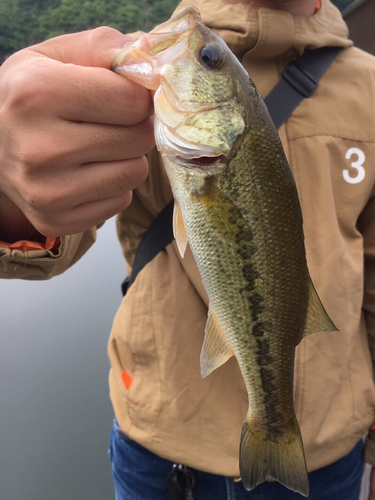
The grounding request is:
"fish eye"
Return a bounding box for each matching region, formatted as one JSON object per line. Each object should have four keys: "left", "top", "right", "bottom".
{"left": 198, "top": 44, "right": 226, "bottom": 70}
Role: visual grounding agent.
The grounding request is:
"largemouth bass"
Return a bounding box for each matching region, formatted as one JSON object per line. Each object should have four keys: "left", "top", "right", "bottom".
{"left": 112, "top": 6, "right": 337, "bottom": 496}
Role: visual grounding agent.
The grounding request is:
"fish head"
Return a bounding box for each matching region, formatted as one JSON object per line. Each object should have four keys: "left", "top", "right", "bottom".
{"left": 112, "top": 6, "right": 251, "bottom": 176}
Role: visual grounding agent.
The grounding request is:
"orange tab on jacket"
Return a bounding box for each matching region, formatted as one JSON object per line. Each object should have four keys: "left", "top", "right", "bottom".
{"left": 121, "top": 371, "right": 132, "bottom": 391}
{"left": 0, "top": 237, "right": 60, "bottom": 253}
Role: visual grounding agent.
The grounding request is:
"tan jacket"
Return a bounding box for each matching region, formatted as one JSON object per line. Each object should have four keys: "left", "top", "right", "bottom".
{"left": 2, "top": 0, "right": 375, "bottom": 477}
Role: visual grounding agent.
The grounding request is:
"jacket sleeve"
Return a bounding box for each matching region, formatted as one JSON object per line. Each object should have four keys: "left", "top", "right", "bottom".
{"left": 360, "top": 191, "right": 375, "bottom": 466}
{"left": 0, "top": 228, "right": 97, "bottom": 280}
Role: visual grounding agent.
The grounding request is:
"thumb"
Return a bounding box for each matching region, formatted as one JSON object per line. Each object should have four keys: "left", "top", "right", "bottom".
{"left": 31, "top": 27, "right": 133, "bottom": 69}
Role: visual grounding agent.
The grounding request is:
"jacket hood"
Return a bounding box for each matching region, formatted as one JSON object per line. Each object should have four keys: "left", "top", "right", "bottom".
{"left": 174, "top": 0, "right": 352, "bottom": 59}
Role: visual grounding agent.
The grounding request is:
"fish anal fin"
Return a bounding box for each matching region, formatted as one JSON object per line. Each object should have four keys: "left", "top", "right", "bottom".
{"left": 200, "top": 306, "right": 234, "bottom": 378}
{"left": 240, "top": 416, "right": 309, "bottom": 496}
{"left": 173, "top": 201, "right": 188, "bottom": 258}
{"left": 303, "top": 277, "right": 338, "bottom": 338}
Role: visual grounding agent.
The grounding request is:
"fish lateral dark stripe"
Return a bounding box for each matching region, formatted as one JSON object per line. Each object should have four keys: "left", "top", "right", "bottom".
{"left": 252, "top": 321, "right": 266, "bottom": 338}
{"left": 255, "top": 336, "right": 272, "bottom": 365}
{"left": 248, "top": 291, "right": 264, "bottom": 323}
{"left": 259, "top": 365, "right": 284, "bottom": 436}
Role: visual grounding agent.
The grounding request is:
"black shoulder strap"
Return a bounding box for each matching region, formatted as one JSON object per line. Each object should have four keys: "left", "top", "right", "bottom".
{"left": 122, "top": 46, "right": 342, "bottom": 296}
{"left": 122, "top": 201, "right": 174, "bottom": 295}
{"left": 266, "top": 47, "right": 341, "bottom": 129}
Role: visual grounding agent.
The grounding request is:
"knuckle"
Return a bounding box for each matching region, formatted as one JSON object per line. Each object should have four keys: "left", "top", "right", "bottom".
{"left": 121, "top": 156, "right": 149, "bottom": 191}
{"left": 106, "top": 120, "right": 155, "bottom": 163}
{"left": 21, "top": 184, "right": 54, "bottom": 211}
{"left": 98, "top": 157, "right": 148, "bottom": 200}
{"left": 112, "top": 192, "right": 134, "bottom": 214}
{"left": 133, "top": 155, "right": 150, "bottom": 184}
{"left": 118, "top": 119, "right": 155, "bottom": 157}
{"left": 16, "top": 139, "right": 55, "bottom": 172}
{"left": 113, "top": 78, "right": 152, "bottom": 124}
{"left": 98, "top": 192, "right": 134, "bottom": 220}
{"left": 127, "top": 83, "right": 152, "bottom": 120}
{"left": 21, "top": 178, "right": 70, "bottom": 214}
{"left": 89, "top": 26, "right": 131, "bottom": 67}
{"left": 4, "top": 66, "right": 48, "bottom": 118}
{"left": 13, "top": 128, "right": 67, "bottom": 173}
{"left": 91, "top": 26, "right": 120, "bottom": 42}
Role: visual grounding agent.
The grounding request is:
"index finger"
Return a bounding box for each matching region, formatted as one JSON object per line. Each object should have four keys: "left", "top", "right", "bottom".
{"left": 32, "top": 26, "right": 133, "bottom": 69}
{"left": 3, "top": 28, "right": 153, "bottom": 126}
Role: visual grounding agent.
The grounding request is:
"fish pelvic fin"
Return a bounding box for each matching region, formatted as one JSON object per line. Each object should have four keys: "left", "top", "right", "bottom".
{"left": 200, "top": 305, "right": 234, "bottom": 378}
{"left": 173, "top": 201, "right": 188, "bottom": 258}
{"left": 303, "top": 276, "right": 338, "bottom": 338}
{"left": 239, "top": 417, "right": 309, "bottom": 497}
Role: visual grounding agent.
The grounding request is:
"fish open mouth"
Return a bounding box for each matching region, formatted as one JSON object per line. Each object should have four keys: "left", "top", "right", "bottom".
{"left": 177, "top": 155, "right": 226, "bottom": 168}
{"left": 155, "top": 119, "right": 230, "bottom": 173}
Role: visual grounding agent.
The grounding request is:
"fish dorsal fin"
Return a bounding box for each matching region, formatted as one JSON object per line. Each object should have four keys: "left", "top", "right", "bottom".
{"left": 303, "top": 277, "right": 338, "bottom": 338}
{"left": 173, "top": 201, "right": 188, "bottom": 258}
{"left": 200, "top": 305, "right": 234, "bottom": 378}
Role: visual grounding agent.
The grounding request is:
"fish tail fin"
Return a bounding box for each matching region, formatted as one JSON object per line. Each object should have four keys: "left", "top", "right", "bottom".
{"left": 239, "top": 417, "right": 309, "bottom": 497}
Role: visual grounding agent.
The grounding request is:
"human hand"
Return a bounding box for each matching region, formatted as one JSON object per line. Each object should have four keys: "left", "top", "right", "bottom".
{"left": 0, "top": 27, "right": 154, "bottom": 240}
{"left": 369, "top": 467, "right": 375, "bottom": 500}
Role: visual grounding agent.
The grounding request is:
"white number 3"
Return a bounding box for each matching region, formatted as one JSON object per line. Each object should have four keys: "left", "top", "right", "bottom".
{"left": 343, "top": 147, "right": 366, "bottom": 184}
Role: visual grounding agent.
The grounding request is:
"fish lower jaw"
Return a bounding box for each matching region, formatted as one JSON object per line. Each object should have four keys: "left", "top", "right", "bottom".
{"left": 158, "top": 141, "right": 229, "bottom": 173}
{"left": 175, "top": 154, "right": 227, "bottom": 173}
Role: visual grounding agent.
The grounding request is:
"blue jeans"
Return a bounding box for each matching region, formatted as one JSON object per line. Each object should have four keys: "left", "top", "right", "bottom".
{"left": 108, "top": 420, "right": 364, "bottom": 500}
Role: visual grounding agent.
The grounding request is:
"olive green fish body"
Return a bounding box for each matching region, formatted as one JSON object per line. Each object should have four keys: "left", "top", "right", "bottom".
{"left": 163, "top": 107, "right": 311, "bottom": 492}
{"left": 112, "top": 6, "right": 337, "bottom": 496}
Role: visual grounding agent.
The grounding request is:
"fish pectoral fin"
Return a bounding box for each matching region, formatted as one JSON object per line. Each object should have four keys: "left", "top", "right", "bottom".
{"left": 173, "top": 201, "right": 188, "bottom": 258}
{"left": 303, "top": 277, "right": 338, "bottom": 338}
{"left": 200, "top": 305, "right": 234, "bottom": 378}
